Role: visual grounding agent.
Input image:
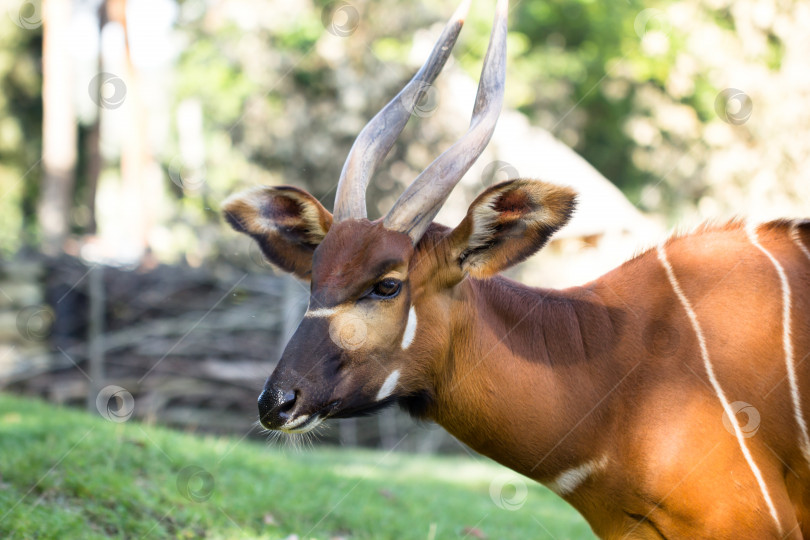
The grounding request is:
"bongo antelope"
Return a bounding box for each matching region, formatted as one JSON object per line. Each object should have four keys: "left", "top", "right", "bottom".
{"left": 223, "top": 1, "right": 810, "bottom": 537}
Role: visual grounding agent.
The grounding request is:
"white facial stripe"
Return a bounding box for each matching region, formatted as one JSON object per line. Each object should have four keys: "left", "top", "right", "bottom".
{"left": 749, "top": 225, "right": 810, "bottom": 466}
{"left": 305, "top": 307, "right": 337, "bottom": 318}
{"left": 657, "top": 241, "right": 783, "bottom": 534}
{"left": 401, "top": 307, "right": 418, "bottom": 349}
{"left": 376, "top": 369, "right": 400, "bottom": 401}
{"left": 548, "top": 455, "right": 608, "bottom": 496}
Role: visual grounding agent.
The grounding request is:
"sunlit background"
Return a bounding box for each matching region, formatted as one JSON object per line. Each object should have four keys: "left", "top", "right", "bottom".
{"left": 0, "top": 0, "right": 808, "bottom": 537}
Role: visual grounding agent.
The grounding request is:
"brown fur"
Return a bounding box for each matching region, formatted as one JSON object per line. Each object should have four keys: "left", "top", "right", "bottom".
{"left": 448, "top": 179, "right": 577, "bottom": 278}
{"left": 222, "top": 186, "right": 332, "bottom": 279}
{"left": 224, "top": 181, "right": 810, "bottom": 539}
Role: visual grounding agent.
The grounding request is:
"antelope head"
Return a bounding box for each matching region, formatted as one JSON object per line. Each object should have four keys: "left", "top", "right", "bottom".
{"left": 223, "top": 0, "right": 576, "bottom": 433}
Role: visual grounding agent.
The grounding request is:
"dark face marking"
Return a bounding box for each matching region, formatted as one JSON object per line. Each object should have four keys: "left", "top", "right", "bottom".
{"left": 310, "top": 220, "right": 413, "bottom": 305}
{"left": 259, "top": 220, "right": 417, "bottom": 431}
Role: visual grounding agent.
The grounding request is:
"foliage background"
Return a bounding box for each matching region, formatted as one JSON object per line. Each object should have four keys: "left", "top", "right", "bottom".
{"left": 0, "top": 0, "right": 807, "bottom": 261}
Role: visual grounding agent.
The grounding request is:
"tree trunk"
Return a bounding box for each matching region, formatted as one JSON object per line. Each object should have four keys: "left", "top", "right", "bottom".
{"left": 38, "top": 0, "right": 77, "bottom": 255}
{"left": 107, "top": 0, "right": 161, "bottom": 262}
{"left": 83, "top": 0, "right": 106, "bottom": 236}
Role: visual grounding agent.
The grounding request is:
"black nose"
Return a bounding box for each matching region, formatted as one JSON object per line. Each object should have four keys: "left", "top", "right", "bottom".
{"left": 258, "top": 388, "right": 297, "bottom": 429}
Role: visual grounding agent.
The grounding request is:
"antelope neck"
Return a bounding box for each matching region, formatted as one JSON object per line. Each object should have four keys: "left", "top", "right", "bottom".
{"left": 428, "top": 275, "right": 622, "bottom": 483}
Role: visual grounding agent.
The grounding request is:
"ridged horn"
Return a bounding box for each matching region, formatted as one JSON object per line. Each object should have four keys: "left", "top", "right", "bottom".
{"left": 332, "top": 0, "right": 472, "bottom": 222}
{"left": 383, "top": 0, "right": 507, "bottom": 242}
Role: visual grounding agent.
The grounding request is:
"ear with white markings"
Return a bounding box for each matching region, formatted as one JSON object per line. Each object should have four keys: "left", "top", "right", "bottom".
{"left": 222, "top": 186, "right": 332, "bottom": 279}
{"left": 447, "top": 180, "right": 577, "bottom": 278}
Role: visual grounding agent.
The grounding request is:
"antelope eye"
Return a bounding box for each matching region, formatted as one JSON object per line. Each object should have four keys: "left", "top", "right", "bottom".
{"left": 370, "top": 278, "right": 401, "bottom": 299}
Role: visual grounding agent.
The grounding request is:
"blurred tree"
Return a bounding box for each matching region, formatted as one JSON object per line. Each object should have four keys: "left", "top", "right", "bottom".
{"left": 0, "top": 3, "right": 42, "bottom": 255}
{"left": 110, "top": 0, "right": 155, "bottom": 260}
{"left": 38, "top": 0, "right": 77, "bottom": 255}
{"left": 2, "top": 0, "right": 807, "bottom": 260}
{"left": 82, "top": 0, "right": 108, "bottom": 235}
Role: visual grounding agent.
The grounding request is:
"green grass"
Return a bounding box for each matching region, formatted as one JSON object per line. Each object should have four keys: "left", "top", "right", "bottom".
{"left": 0, "top": 393, "right": 595, "bottom": 539}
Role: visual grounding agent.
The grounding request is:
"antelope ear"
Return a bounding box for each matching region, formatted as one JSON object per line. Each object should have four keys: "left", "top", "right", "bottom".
{"left": 447, "top": 180, "right": 577, "bottom": 278}
{"left": 222, "top": 186, "right": 332, "bottom": 279}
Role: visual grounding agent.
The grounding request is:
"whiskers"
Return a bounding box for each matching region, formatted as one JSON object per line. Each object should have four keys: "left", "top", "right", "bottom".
{"left": 252, "top": 418, "right": 270, "bottom": 434}
{"left": 254, "top": 417, "right": 329, "bottom": 452}
{"left": 280, "top": 429, "right": 317, "bottom": 451}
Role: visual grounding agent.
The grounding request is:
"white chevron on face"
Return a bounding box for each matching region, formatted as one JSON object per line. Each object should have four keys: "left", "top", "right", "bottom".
{"left": 305, "top": 307, "right": 338, "bottom": 318}
{"left": 376, "top": 369, "right": 400, "bottom": 401}
{"left": 401, "top": 307, "right": 418, "bottom": 349}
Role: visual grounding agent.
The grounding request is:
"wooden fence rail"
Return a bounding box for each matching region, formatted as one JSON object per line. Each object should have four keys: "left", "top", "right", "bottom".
{"left": 0, "top": 255, "right": 460, "bottom": 454}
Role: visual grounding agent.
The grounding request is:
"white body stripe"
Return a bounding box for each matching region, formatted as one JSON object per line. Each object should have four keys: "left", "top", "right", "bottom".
{"left": 749, "top": 225, "right": 810, "bottom": 465}
{"left": 792, "top": 221, "right": 810, "bottom": 262}
{"left": 548, "top": 455, "right": 609, "bottom": 496}
{"left": 401, "top": 307, "right": 418, "bottom": 349}
{"left": 376, "top": 369, "right": 400, "bottom": 401}
{"left": 657, "top": 242, "right": 783, "bottom": 534}
{"left": 305, "top": 307, "right": 337, "bottom": 318}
